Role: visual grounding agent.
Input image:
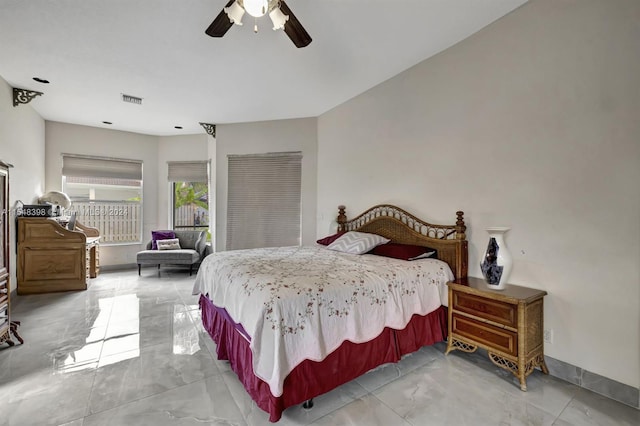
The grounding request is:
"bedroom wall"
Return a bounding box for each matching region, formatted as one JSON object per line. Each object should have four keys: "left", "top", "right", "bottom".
{"left": 317, "top": 0, "right": 640, "bottom": 394}
{"left": 215, "top": 118, "right": 317, "bottom": 252}
{"left": 156, "top": 134, "right": 209, "bottom": 231}
{"left": 45, "top": 121, "right": 159, "bottom": 267}
{"left": 207, "top": 135, "right": 216, "bottom": 250}
{"left": 0, "top": 77, "right": 46, "bottom": 293}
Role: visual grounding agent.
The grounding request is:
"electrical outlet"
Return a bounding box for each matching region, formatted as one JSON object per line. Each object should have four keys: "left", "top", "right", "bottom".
{"left": 543, "top": 328, "right": 553, "bottom": 344}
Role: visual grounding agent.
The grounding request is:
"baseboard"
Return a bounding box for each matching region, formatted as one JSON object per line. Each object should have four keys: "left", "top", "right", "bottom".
{"left": 99, "top": 263, "right": 138, "bottom": 271}
{"left": 545, "top": 355, "right": 639, "bottom": 409}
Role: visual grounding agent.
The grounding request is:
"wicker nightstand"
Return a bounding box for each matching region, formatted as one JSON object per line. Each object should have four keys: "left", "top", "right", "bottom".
{"left": 445, "top": 277, "right": 548, "bottom": 391}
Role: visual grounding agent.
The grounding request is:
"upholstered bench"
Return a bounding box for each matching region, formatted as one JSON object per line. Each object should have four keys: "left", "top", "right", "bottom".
{"left": 136, "top": 230, "right": 206, "bottom": 276}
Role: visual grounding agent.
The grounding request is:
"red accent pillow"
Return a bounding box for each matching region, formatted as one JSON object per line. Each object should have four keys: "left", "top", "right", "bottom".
{"left": 151, "top": 230, "right": 176, "bottom": 250}
{"left": 369, "top": 243, "right": 437, "bottom": 260}
{"left": 316, "top": 231, "right": 346, "bottom": 246}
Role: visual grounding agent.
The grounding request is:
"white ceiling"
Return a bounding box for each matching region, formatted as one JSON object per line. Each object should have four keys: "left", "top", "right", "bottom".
{"left": 0, "top": 0, "right": 527, "bottom": 136}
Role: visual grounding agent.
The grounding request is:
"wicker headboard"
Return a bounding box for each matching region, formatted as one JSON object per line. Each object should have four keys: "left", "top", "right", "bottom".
{"left": 336, "top": 204, "right": 468, "bottom": 280}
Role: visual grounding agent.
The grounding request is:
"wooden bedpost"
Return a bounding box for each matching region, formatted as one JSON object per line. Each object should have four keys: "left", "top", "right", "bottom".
{"left": 455, "top": 211, "right": 469, "bottom": 279}
{"left": 455, "top": 211, "right": 466, "bottom": 240}
{"left": 337, "top": 205, "right": 347, "bottom": 232}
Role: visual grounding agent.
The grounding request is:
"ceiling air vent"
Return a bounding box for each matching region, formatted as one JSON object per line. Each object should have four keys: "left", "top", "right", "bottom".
{"left": 121, "top": 93, "right": 143, "bottom": 105}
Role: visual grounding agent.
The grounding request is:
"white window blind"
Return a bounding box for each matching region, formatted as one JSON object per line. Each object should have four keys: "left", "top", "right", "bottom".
{"left": 227, "top": 152, "right": 302, "bottom": 250}
{"left": 167, "top": 161, "right": 209, "bottom": 182}
{"left": 62, "top": 154, "right": 142, "bottom": 182}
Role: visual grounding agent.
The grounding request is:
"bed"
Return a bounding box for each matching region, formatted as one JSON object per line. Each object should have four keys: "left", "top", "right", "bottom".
{"left": 193, "top": 204, "right": 468, "bottom": 422}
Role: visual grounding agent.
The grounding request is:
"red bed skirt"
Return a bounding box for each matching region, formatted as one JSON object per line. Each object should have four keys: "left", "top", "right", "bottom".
{"left": 199, "top": 295, "right": 447, "bottom": 422}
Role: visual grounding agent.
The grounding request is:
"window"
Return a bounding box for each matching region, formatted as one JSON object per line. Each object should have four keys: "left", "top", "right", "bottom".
{"left": 62, "top": 154, "right": 143, "bottom": 244}
{"left": 227, "top": 152, "right": 302, "bottom": 250}
{"left": 168, "top": 161, "right": 210, "bottom": 232}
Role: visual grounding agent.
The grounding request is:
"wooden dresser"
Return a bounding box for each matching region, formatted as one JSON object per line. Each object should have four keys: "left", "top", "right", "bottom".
{"left": 17, "top": 217, "right": 100, "bottom": 294}
{"left": 445, "top": 277, "right": 548, "bottom": 391}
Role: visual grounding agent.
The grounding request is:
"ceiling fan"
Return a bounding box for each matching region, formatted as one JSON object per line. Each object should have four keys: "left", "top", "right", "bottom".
{"left": 205, "top": 0, "right": 312, "bottom": 48}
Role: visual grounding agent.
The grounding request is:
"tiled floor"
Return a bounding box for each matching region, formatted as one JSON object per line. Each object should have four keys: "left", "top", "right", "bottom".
{"left": 1, "top": 269, "right": 638, "bottom": 426}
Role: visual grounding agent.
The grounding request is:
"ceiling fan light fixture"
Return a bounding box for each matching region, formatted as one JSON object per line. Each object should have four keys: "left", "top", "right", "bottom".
{"left": 269, "top": 7, "right": 288, "bottom": 31}
{"left": 243, "top": 0, "right": 269, "bottom": 18}
{"left": 205, "top": 0, "right": 310, "bottom": 47}
{"left": 225, "top": 1, "right": 245, "bottom": 25}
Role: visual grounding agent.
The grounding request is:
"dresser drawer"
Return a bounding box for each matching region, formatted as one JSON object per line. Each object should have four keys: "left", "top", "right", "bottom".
{"left": 452, "top": 313, "right": 518, "bottom": 357}
{"left": 452, "top": 291, "right": 517, "bottom": 329}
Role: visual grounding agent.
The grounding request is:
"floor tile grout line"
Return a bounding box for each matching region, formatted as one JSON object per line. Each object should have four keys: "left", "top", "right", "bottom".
{"left": 218, "top": 370, "right": 254, "bottom": 426}
{"left": 552, "top": 394, "right": 576, "bottom": 425}
{"left": 366, "top": 392, "right": 415, "bottom": 426}
{"left": 83, "top": 355, "right": 102, "bottom": 419}
{"left": 84, "top": 376, "right": 216, "bottom": 420}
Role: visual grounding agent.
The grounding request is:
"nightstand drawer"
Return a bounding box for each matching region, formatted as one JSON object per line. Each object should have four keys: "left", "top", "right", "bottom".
{"left": 452, "top": 291, "right": 517, "bottom": 329}
{"left": 452, "top": 313, "right": 518, "bottom": 357}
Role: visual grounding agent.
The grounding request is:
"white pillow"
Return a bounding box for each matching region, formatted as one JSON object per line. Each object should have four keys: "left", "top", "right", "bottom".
{"left": 157, "top": 238, "right": 181, "bottom": 250}
{"left": 326, "top": 231, "right": 390, "bottom": 255}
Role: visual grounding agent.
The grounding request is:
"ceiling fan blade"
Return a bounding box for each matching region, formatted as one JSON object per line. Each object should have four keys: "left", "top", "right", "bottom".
{"left": 279, "top": 1, "right": 312, "bottom": 48}
{"left": 205, "top": 0, "right": 235, "bottom": 37}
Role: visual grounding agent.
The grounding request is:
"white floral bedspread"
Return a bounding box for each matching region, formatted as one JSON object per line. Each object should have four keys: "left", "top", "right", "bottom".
{"left": 192, "top": 245, "right": 453, "bottom": 397}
